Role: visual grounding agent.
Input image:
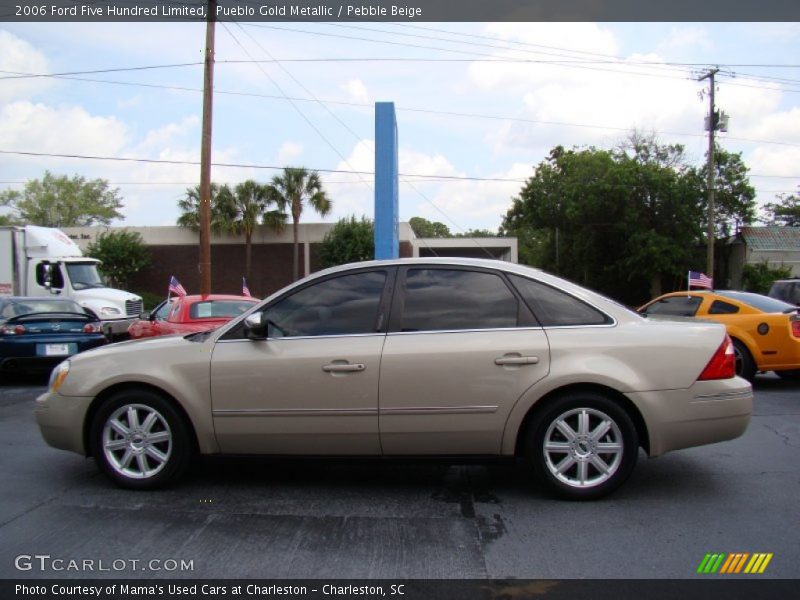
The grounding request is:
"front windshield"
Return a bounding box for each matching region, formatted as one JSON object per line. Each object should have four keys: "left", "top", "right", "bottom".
{"left": 65, "top": 263, "right": 105, "bottom": 290}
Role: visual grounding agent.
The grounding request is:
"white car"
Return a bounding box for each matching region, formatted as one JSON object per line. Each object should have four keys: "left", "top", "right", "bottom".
{"left": 35, "top": 258, "right": 752, "bottom": 499}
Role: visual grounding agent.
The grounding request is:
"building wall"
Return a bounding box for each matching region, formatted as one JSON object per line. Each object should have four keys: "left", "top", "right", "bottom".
{"left": 129, "top": 243, "right": 301, "bottom": 299}
{"left": 747, "top": 249, "right": 800, "bottom": 277}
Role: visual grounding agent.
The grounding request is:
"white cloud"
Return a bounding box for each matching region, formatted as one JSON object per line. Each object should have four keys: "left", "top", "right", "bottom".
{"left": 277, "top": 141, "right": 303, "bottom": 164}
{"left": 137, "top": 115, "right": 199, "bottom": 151}
{"left": 657, "top": 26, "right": 714, "bottom": 54}
{"left": 340, "top": 79, "right": 371, "bottom": 105}
{"left": 0, "top": 101, "right": 128, "bottom": 156}
{"left": 0, "top": 30, "right": 52, "bottom": 103}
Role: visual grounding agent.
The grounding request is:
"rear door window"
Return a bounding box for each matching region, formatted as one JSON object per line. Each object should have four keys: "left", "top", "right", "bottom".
{"left": 398, "top": 268, "right": 518, "bottom": 332}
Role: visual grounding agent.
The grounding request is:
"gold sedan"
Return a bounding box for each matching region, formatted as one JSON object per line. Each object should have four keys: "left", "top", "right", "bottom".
{"left": 35, "top": 259, "right": 753, "bottom": 500}
{"left": 639, "top": 290, "right": 800, "bottom": 381}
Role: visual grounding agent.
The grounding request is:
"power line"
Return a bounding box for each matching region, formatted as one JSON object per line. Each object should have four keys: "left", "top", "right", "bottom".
{"left": 0, "top": 149, "right": 530, "bottom": 182}
{"left": 7, "top": 68, "right": 800, "bottom": 149}
{"left": 0, "top": 62, "right": 203, "bottom": 80}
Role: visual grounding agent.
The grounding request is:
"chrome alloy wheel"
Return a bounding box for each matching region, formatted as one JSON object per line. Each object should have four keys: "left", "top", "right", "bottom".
{"left": 102, "top": 404, "right": 173, "bottom": 479}
{"left": 542, "top": 407, "right": 624, "bottom": 489}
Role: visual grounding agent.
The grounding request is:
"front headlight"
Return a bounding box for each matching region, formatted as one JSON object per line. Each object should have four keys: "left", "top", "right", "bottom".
{"left": 49, "top": 361, "right": 71, "bottom": 393}
{"left": 99, "top": 306, "right": 121, "bottom": 316}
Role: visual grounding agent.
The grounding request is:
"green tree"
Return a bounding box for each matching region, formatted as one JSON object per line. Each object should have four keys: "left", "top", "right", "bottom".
{"left": 266, "top": 167, "right": 331, "bottom": 281}
{"left": 409, "top": 216, "right": 452, "bottom": 238}
{"left": 763, "top": 191, "right": 800, "bottom": 227}
{"left": 0, "top": 171, "right": 123, "bottom": 226}
{"left": 319, "top": 216, "right": 374, "bottom": 268}
{"left": 85, "top": 230, "right": 151, "bottom": 289}
{"left": 228, "top": 180, "right": 286, "bottom": 281}
{"left": 695, "top": 145, "right": 757, "bottom": 237}
{"left": 503, "top": 142, "right": 705, "bottom": 303}
{"left": 176, "top": 183, "right": 236, "bottom": 232}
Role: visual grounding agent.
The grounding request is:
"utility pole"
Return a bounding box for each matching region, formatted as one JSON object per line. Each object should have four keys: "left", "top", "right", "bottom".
{"left": 198, "top": 0, "right": 216, "bottom": 296}
{"left": 698, "top": 67, "right": 719, "bottom": 281}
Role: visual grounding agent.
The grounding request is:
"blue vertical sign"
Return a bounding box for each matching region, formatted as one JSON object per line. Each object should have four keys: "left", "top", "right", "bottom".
{"left": 374, "top": 102, "right": 399, "bottom": 259}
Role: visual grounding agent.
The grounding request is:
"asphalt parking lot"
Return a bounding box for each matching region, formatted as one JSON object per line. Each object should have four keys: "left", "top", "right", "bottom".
{"left": 0, "top": 374, "right": 797, "bottom": 580}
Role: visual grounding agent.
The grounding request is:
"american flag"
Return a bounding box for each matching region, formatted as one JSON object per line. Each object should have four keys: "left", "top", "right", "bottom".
{"left": 688, "top": 271, "right": 713, "bottom": 289}
{"left": 242, "top": 277, "right": 251, "bottom": 297}
{"left": 168, "top": 276, "right": 187, "bottom": 297}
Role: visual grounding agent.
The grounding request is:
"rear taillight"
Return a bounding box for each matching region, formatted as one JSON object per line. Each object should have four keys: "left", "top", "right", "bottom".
{"left": 698, "top": 335, "right": 736, "bottom": 380}
{"left": 791, "top": 315, "right": 800, "bottom": 338}
{"left": 83, "top": 322, "right": 104, "bottom": 334}
{"left": 0, "top": 325, "right": 25, "bottom": 335}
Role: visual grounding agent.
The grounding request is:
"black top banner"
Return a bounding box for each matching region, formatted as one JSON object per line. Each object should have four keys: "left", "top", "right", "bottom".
{"left": 2, "top": 0, "right": 800, "bottom": 23}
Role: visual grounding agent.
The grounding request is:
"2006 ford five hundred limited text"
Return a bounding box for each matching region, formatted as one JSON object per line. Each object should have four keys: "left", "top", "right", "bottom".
{"left": 35, "top": 258, "right": 752, "bottom": 500}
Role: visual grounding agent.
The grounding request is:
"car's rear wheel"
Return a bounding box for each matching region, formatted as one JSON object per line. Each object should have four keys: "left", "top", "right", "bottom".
{"left": 90, "top": 389, "right": 193, "bottom": 489}
{"left": 732, "top": 340, "right": 756, "bottom": 382}
{"left": 526, "top": 392, "right": 638, "bottom": 500}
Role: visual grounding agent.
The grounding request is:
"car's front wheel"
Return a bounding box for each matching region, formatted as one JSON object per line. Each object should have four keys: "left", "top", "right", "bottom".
{"left": 526, "top": 392, "right": 639, "bottom": 500}
{"left": 90, "top": 389, "right": 193, "bottom": 489}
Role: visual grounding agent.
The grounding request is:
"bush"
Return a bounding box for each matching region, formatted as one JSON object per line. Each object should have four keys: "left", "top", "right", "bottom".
{"left": 319, "top": 216, "right": 374, "bottom": 268}
{"left": 86, "top": 230, "right": 151, "bottom": 289}
{"left": 742, "top": 262, "right": 792, "bottom": 295}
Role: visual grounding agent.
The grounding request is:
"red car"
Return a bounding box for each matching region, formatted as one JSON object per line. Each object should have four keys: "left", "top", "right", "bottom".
{"left": 128, "top": 295, "right": 258, "bottom": 339}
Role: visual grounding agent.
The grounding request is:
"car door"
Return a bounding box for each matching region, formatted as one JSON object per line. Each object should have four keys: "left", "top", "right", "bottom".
{"left": 210, "top": 268, "right": 393, "bottom": 455}
{"left": 379, "top": 266, "right": 551, "bottom": 455}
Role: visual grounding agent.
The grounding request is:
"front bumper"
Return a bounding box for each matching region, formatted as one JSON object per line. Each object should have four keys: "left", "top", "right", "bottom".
{"left": 35, "top": 391, "right": 94, "bottom": 455}
{"left": 626, "top": 377, "right": 753, "bottom": 457}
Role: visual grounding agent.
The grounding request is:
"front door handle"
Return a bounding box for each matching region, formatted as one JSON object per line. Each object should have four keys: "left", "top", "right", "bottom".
{"left": 494, "top": 356, "right": 539, "bottom": 366}
{"left": 322, "top": 362, "right": 366, "bottom": 373}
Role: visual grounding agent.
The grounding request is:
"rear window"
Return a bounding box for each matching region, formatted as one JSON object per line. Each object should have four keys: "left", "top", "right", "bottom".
{"left": 714, "top": 291, "right": 796, "bottom": 314}
{"left": 642, "top": 296, "right": 703, "bottom": 317}
{"left": 189, "top": 300, "right": 257, "bottom": 320}
{"left": 2, "top": 299, "right": 84, "bottom": 318}
{"left": 508, "top": 274, "right": 611, "bottom": 327}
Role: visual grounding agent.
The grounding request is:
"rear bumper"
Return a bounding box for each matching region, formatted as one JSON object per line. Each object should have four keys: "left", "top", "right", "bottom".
{"left": 103, "top": 318, "right": 137, "bottom": 336}
{"left": 35, "top": 391, "right": 94, "bottom": 455}
{"left": 626, "top": 377, "right": 753, "bottom": 457}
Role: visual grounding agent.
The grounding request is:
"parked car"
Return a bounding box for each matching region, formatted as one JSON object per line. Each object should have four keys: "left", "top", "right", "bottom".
{"left": 0, "top": 296, "right": 106, "bottom": 374}
{"left": 769, "top": 278, "right": 800, "bottom": 307}
{"left": 36, "top": 259, "right": 752, "bottom": 500}
{"left": 128, "top": 294, "right": 258, "bottom": 339}
{"left": 639, "top": 290, "right": 800, "bottom": 381}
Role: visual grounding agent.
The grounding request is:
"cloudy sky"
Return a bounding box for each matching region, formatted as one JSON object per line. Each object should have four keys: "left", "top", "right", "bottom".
{"left": 1, "top": 21, "right": 799, "bottom": 233}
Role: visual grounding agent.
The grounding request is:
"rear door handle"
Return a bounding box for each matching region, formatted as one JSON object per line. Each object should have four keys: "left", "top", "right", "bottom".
{"left": 322, "top": 363, "right": 366, "bottom": 373}
{"left": 494, "top": 356, "right": 539, "bottom": 366}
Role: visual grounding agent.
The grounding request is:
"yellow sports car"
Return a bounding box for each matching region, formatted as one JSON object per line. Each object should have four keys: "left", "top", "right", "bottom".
{"left": 640, "top": 290, "right": 800, "bottom": 381}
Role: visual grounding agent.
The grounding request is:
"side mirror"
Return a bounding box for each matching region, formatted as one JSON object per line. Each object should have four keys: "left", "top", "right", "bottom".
{"left": 244, "top": 312, "right": 267, "bottom": 339}
{"left": 139, "top": 311, "right": 152, "bottom": 321}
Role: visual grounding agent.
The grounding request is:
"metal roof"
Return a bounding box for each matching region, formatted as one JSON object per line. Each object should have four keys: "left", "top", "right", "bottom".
{"left": 741, "top": 226, "right": 800, "bottom": 251}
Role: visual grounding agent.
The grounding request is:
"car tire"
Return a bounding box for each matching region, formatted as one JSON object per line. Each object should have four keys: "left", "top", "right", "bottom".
{"left": 526, "top": 392, "right": 639, "bottom": 500}
{"left": 732, "top": 339, "right": 756, "bottom": 382}
{"left": 775, "top": 369, "right": 800, "bottom": 380}
{"left": 90, "top": 389, "right": 193, "bottom": 490}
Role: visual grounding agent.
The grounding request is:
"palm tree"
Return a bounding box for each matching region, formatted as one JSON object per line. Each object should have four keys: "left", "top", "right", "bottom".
{"left": 176, "top": 183, "right": 235, "bottom": 233}
{"left": 266, "top": 167, "right": 331, "bottom": 281}
{"left": 229, "top": 180, "right": 284, "bottom": 281}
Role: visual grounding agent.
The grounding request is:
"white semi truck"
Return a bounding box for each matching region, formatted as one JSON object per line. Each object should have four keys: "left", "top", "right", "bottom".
{"left": 0, "top": 225, "right": 143, "bottom": 337}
